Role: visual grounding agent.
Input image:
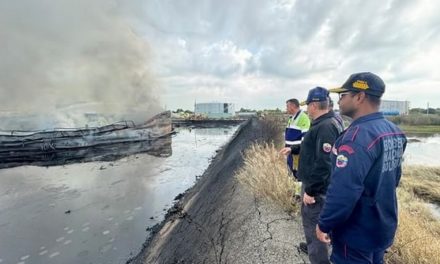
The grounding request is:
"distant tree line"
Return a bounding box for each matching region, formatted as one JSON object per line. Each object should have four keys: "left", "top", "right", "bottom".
{"left": 238, "top": 108, "right": 283, "bottom": 114}
{"left": 388, "top": 113, "right": 440, "bottom": 126}
{"left": 409, "top": 108, "right": 440, "bottom": 115}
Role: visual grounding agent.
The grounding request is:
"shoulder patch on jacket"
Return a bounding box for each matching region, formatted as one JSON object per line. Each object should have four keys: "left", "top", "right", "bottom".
{"left": 338, "top": 145, "right": 355, "bottom": 155}
{"left": 323, "top": 143, "right": 332, "bottom": 153}
{"left": 336, "top": 155, "right": 348, "bottom": 168}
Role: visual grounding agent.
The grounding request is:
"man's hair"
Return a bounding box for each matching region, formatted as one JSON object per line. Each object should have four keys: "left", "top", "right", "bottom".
{"left": 286, "top": 98, "right": 300, "bottom": 107}
{"left": 329, "top": 98, "right": 334, "bottom": 109}
{"left": 316, "top": 100, "right": 329, "bottom": 110}
{"left": 365, "top": 93, "right": 381, "bottom": 107}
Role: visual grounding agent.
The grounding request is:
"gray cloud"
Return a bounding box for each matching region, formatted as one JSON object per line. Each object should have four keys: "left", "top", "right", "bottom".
{"left": 0, "top": 0, "right": 161, "bottom": 128}
{"left": 139, "top": 0, "right": 440, "bottom": 109}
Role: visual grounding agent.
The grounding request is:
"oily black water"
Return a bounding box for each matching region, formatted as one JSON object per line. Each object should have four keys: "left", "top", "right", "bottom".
{"left": 0, "top": 126, "right": 238, "bottom": 264}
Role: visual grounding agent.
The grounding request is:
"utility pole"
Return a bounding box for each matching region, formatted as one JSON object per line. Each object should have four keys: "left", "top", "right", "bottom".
{"left": 193, "top": 99, "right": 197, "bottom": 119}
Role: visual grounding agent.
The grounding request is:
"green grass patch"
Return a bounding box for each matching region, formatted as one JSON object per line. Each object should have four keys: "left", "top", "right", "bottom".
{"left": 398, "top": 125, "right": 440, "bottom": 134}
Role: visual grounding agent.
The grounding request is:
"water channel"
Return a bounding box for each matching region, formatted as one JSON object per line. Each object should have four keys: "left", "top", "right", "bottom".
{"left": 0, "top": 125, "right": 239, "bottom": 264}
{"left": 404, "top": 134, "right": 440, "bottom": 166}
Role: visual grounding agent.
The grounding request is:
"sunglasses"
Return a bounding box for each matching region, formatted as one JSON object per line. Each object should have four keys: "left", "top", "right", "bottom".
{"left": 339, "top": 91, "right": 359, "bottom": 99}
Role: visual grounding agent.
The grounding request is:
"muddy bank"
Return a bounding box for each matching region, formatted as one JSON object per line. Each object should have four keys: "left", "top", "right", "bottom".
{"left": 130, "top": 118, "right": 308, "bottom": 264}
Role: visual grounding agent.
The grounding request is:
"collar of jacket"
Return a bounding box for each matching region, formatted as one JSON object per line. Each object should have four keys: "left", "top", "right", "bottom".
{"left": 311, "top": 111, "right": 335, "bottom": 126}
{"left": 349, "top": 112, "right": 384, "bottom": 127}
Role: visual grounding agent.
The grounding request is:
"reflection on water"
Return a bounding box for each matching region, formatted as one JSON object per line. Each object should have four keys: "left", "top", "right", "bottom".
{"left": 0, "top": 126, "right": 238, "bottom": 264}
{"left": 404, "top": 134, "right": 440, "bottom": 166}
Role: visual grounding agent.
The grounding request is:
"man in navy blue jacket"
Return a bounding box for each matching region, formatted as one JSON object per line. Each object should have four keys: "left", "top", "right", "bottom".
{"left": 316, "top": 72, "right": 407, "bottom": 264}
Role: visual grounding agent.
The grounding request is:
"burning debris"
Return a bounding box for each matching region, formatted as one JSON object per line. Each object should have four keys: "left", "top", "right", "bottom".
{"left": 0, "top": 1, "right": 167, "bottom": 170}
{"left": 0, "top": 111, "right": 173, "bottom": 169}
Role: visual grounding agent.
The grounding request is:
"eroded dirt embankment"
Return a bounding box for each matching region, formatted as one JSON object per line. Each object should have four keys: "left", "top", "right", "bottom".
{"left": 129, "top": 118, "right": 308, "bottom": 264}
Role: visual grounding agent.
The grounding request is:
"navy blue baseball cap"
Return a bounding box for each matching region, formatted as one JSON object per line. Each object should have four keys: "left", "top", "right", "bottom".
{"left": 329, "top": 72, "right": 385, "bottom": 97}
{"left": 300, "top": 86, "right": 329, "bottom": 106}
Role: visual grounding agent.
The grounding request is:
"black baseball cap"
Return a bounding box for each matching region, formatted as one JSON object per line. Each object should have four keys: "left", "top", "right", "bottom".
{"left": 329, "top": 72, "right": 385, "bottom": 97}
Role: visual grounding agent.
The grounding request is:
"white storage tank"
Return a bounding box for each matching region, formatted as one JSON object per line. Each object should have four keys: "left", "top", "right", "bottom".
{"left": 195, "top": 102, "right": 235, "bottom": 118}
{"left": 380, "top": 100, "right": 410, "bottom": 115}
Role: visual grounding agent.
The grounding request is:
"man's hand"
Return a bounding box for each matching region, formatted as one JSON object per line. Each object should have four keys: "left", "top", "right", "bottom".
{"left": 303, "top": 192, "right": 316, "bottom": 205}
{"left": 291, "top": 144, "right": 300, "bottom": 155}
{"left": 316, "top": 225, "right": 331, "bottom": 244}
{"left": 279, "top": 147, "right": 292, "bottom": 156}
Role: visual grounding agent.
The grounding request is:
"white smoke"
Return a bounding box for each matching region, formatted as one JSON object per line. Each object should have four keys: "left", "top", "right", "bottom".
{"left": 0, "top": 0, "right": 161, "bottom": 130}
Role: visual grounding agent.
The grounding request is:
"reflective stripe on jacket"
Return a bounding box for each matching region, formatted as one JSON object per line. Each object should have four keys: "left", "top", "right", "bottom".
{"left": 285, "top": 110, "right": 310, "bottom": 146}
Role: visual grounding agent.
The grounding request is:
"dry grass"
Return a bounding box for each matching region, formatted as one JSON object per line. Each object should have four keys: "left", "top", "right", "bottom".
{"left": 400, "top": 165, "right": 440, "bottom": 204}
{"left": 384, "top": 165, "right": 440, "bottom": 264}
{"left": 387, "top": 190, "right": 440, "bottom": 263}
{"left": 235, "top": 142, "right": 300, "bottom": 214}
{"left": 259, "top": 113, "right": 286, "bottom": 146}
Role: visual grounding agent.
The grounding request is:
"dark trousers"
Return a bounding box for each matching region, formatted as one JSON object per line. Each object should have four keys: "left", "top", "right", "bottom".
{"left": 331, "top": 239, "right": 385, "bottom": 264}
{"left": 301, "top": 186, "right": 330, "bottom": 264}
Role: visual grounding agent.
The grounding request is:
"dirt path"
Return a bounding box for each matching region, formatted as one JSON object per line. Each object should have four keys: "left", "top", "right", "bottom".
{"left": 129, "top": 118, "right": 309, "bottom": 264}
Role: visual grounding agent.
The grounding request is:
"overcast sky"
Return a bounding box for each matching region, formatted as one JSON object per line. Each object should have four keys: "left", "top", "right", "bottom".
{"left": 1, "top": 0, "right": 439, "bottom": 118}
{"left": 135, "top": 0, "right": 440, "bottom": 110}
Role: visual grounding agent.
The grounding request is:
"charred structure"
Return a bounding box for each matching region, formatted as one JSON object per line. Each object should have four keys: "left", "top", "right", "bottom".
{"left": 0, "top": 111, "right": 173, "bottom": 169}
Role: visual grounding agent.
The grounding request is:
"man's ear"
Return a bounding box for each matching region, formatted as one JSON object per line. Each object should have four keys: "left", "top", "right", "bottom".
{"left": 355, "top": 92, "right": 366, "bottom": 104}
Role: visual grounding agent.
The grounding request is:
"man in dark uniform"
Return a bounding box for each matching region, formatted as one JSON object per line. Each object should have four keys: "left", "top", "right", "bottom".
{"left": 297, "top": 87, "right": 344, "bottom": 264}
{"left": 316, "top": 72, "right": 407, "bottom": 264}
